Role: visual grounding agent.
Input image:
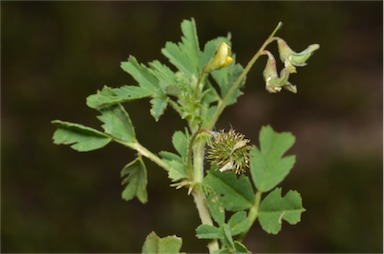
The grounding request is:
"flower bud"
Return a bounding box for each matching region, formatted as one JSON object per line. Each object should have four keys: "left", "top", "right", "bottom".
{"left": 277, "top": 38, "right": 320, "bottom": 73}
{"left": 203, "top": 42, "right": 233, "bottom": 73}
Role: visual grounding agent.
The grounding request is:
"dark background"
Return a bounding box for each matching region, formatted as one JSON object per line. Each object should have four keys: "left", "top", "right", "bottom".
{"left": 1, "top": 1, "right": 383, "bottom": 253}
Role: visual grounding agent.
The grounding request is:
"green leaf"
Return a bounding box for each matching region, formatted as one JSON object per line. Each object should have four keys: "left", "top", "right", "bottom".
{"left": 221, "top": 224, "right": 235, "bottom": 249}
{"left": 150, "top": 97, "right": 168, "bottom": 122}
{"left": 227, "top": 211, "right": 250, "bottom": 236}
{"left": 148, "top": 60, "right": 177, "bottom": 91}
{"left": 159, "top": 151, "right": 187, "bottom": 182}
{"left": 52, "top": 120, "right": 111, "bottom": 152}
{"left": 195, "top": 224, "right": 221, "bottom": 240}
{"left": 206, "top": 192, "right": 225, "bottom": 225}
{"left": 86, "top": 85, "right": 152, "bottom": 109}
{"left": 171, "top": 130, "right": 188, "bottom": 159}
{"left": 142, "top": 231, "right": 182, "bottom": 254}
{"left": 167, "top": 160, "right": 187, "bottom": 182}
{"left": 97, "top": 104, "right": 136, "bottom": 143}
{"left": 258, "top": 188, "right": 305, "bottom": 234}
{"left": 233, "top": 241, "right": 250, "bottom": 254}
{"left": 211, "top": 59, "right": 245, "bottom": 106}
{"left": 121, "top": 56, "right": 161, "bottom": 94}
{"left": 250, "top": 125, "right": 296, "bottom": 192}
{"left": 121, "top": 157, "right": 148, "bottom": 203}
{"left": 204, "top": 170, "right": 255, "bottom": 211}
{"left": 161, "top": 19, "right": 200, "bottom": 77}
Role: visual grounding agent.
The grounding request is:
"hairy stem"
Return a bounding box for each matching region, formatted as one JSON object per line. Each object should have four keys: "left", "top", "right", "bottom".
{"left": 205, "top": 22, "right": 283, "bottom": 130}
{"left": 192, "top": 140, "right": 219, "bottom": 252}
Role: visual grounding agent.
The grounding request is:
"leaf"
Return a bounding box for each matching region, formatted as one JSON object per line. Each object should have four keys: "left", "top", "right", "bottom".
{"left": 195, "top": 224, "right": 221, "bottom": 240}
{"left": 171, "top": 130, "right": 188, "bottom": 159}
{"left": 97, "top": 104, "right": 136, "bottom": 143}
{"left": 121, "top": 56, "right": 161, "bottom": 94}
{"left": 211, "top": 59, "right": 245, "bottom": 106}
{"left": 150, "top": 97, "right": 168, "bottom": 122}
{"left": 52, "top": 120, "right": 111, "bottom": 152}
{"left": 233, "top": 241, "right": 250, "bottom": 254}
{"left": 86, "top": 85, "right": 152, "bottom": 109}
{"left": 159, "top": 150, "right": 187, "bottom": 182}
{"left": 221, "top": 224, "right": 235, "bottom": 249}
{"left": 161, "top": 19, "right": 200, "bottom": 77}
{"left": 167, "top": 160, "right": 187, "bottom": 182}
{"left": 142, "top": 231, "right": 182, "bottom": 254}
{"left": 227, "top": 211, "right": 250, "bottom": 236}
{"left": 250, "top": 125, "right": 296, "bottom": 192}
{"left": 148, "top": 60, "right": 177, "bottom": 91}
{"left": 258, "top": 188, "right": 305, "bottom": 234}
{"left": 204, "top": 170, "right": 255, "bottom": 211}
{"left": 121, "top": 157, "right": 148, "bottom": 203}
{"left": 206, "top": 192, "right": 225, "bottom": 225}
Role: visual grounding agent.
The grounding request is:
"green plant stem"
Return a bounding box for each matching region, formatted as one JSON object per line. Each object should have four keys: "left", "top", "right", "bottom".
{"left": 192, "top": 140, "right": 219, "bottom": 252}
{"left": 238, "top": 191, "right": 263, "bottom": 242}
{"left": 205, "top": 22, "right": 283, "bottom": 130}
{"left": 117, "top": 141, "right": 172, "bottom": 172}
{"left": 192, "top": 187, "right": 220, "bottom": 252}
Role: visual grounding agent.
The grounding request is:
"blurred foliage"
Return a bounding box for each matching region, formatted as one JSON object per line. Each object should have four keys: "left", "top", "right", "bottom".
{"left": 1, "top": 1, "right": 382, "bottom": 253}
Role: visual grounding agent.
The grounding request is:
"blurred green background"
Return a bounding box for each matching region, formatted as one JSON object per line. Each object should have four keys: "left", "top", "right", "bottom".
{"left": 2, "top": 1, "right": 382, "bottom": 253}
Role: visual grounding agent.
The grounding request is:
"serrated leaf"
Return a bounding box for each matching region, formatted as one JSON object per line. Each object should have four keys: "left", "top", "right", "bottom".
{"left": 148, "top": 60, "right": 177, "bottom": 91}
{"left": 121, "top": 157, "right": 148, "bottom": 203}
{"left": 171, "top": 130, "right": 188, "bottom": 159}
{"left": 97, "top": 104, "right": 136, "bottom": 143}
{"left": 121, "top": 56, "right": 161, "bottom": 94}
{"left": 195, "top": 224, "right": 221, "bottom": 240}
{"left": 204, "top": 170, "right": 255, "bottom": 211}
{"left": 161, "top": 19, "right": 200, "bottom": 77}
{"left": 52, "top": 120, "right": 111, "bottom": 152}
{"left": 206, "top": 192, "right": 225, "bottom": 225}
{"left": 211, "top": 59, "right": 245, "bottom": 106}
{"left": 228, "top": 211, "right": 250, "bottom": 236}
{"left": 142, "top": 231, "right": 182, "bottom": 254}
{"left": 150, "top": 97, "right": 168, "bottom": 122}
{"left": 258, "top": 188, "right": 305, "bottom": 235}
{"left": 86, "top": 85, "right": 152, "bottom": 109}
{"left": 250, "top": 125, "right": 296, "bottom": 192}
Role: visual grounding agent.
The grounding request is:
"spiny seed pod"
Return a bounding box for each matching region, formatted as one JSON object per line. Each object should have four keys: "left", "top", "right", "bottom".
{"left": 206, "top": 129, "right": 252, "bottom": 174}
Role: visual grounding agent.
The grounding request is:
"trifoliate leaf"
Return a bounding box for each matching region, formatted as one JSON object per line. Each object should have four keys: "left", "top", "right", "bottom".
{"left": 161, "top": 19, "right": 200, "bottom": 77}
{"left": 148, "top": 60, "right": 177, "bottom": 92}
{"left": 195, "top": 224, "right": 221, "bottom": 240}
{"left": 258, "top": 188, "right": 305, "bottom": 234}
{"left": 227, "top": 211, "right": 250, "bottom": 236}
{"left": 121, "top": 56, "right": 162, "bottom": 94}
{"left": 121, "top": 157, "right": 148, "bottom": 203}
{"left": 142, "top": 231, "right": 182, "bottom": 254}
{"left": 52, "top": 120, "right": 111, "bottom": 152}
{"left": 171, "top": 130, "right": 188, "bottom": 159}
{"left": 97, "top": 104, "right": 136, "bottom": 143}
{"left": 204, "top": 170, "right": 255, "bottom": 211}
{"left": 211, "top": 59, "right": 245, "bottom": 106}
{"left": 159, "top": 151, "right": 187, "bottom": 182}
{"left": 86, "top": 85, "right": 152, "bottom": 109}
{"left": 250, "top": 125, "right": 296, "bottom": 192}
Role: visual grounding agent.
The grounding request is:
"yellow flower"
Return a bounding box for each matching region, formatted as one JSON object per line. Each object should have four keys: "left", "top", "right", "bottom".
{"left": 203, "top": 42, "right": 233, "bottom": 73}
